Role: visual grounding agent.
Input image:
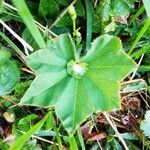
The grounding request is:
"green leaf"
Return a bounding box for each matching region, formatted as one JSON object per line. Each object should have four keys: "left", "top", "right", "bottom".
{"left": 39, "top": 0, "right": 59, "bottom": 17}
{"left": 18, "top": 114, "right": 38, "bottom": 132}
{"left": 75, "top": 0, "right": 85, "bottom": 17}
{"left": 0, "top": 141, "right": 9, "bottom": 150}
{"left": 20, "top": 34, "right": 136, "bottom": 134}
{"left": 140, "top": 110, "right": 150, "bottom": 138}
{"left": 56, "top": 14, "right": 72, "bottom": 27}
{"left": 9, "top": 112, "right": 50, "bottom": 150}
{"left": 100, "top": 3, "right": 110, "bottom": 22}
{"left": 55, "top": 0, "right": 70, "bottom": 6}
{"left": 21, "top": 139, "right": 42, "bottom": 150}
{"left": 20, "top": 34, "right": 74, "bottom": 106}
{"left": 120, "top": 133, "right": 138, "bottom": 140}
{"left": 14, "top": 80, "right": 32, "bottom": 98}
{"left": 0, "top": 51, "right": 20, "bottom": 95}
{"left": 0, "top": 49, "right": 11, "bottom": 60}
{"left": 92, "top": 14, "right": 101, "bottom": 33}
{"left": 110, "top": 0, "right": 130, "bottom": 16}
{"left": 0, "top": 31, "right": 25, "bottom": 59}
{"left": 142, "top": 0, "right": 150, "bottom": 17}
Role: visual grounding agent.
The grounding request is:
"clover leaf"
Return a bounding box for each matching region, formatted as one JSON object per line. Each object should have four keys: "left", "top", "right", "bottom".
{"left": 20, "top": 34, "right": 136, "bottom": 134}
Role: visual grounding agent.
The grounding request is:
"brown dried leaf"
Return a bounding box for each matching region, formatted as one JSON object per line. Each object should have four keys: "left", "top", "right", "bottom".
{"left": 87, "top": 132, "right": 107, "bottom": 141}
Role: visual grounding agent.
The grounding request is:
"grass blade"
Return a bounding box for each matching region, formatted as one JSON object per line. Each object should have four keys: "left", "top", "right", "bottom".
{"left": 128, "top": 18, "right": 150, "bottom": 55}
{"left": 77, "top": 128, "right": 86, "bottom": 150}
{"left": 12, "top": 0, "right": 45, "bottom": 49}
{"left": 69, "top": 135, "right": 78, "bottom": 150}
{"left": 0, "top": 31, "right": 26, "bottom": 62}
{"left": 139, "top": 65, "right": 150, "bottom": 72}
{"left": 53, "top": 126, "right": 63, "bottom": 150}
{"left": 85, "top": 0, "right": 93, "bottom": 50}
{"left": 9, "top": 112, "right": 50, "bottom": 150}
{"left": 128, "top": 6, "right": 144, "bottom": 26}
{"left": 131, "top": 43, "right": 150, "bottom": 58}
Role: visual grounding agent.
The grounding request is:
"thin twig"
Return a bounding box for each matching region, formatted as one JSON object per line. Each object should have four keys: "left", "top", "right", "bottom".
{"left": 32, "top": 134, "right": 59, "bottom": 146}
{"left": 121, "top": 79, "right": 144, "bottom": 85}
{"left": 49, "top": 0, "right": 78, "bottom": 30}
{"left": 19, "top": 130, "right": 59, "bottom": 146}
{"left": 130, "top": 54, "right": 144, "bottom": 80}
{"left": 91, "top": 115, "right": 103, "bottom": 150}
{"left": 35, "top": 21, "right": 58, "bottom": 37}
{"left": 103, "top": 112, "right": 129, "bottom": 150}
{"left": 94, "top": 0, "right": 98, "bottom": 8}
{"left": 139, "top": 91, "right": 150, "bottom": 109}
{"left": 22, "top": 67, "right": 36, "bottom": 75}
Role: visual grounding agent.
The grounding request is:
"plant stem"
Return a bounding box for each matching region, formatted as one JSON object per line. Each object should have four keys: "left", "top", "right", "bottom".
{"left": 69, "top": 134, "right": 78, "bottom": 150}
{"left": 77, "top": 128, "right": 86, "bottom": 150}
{"left": 128, "top": 6, "right": 144, "bottom": 26}
{"left": 85, "top": 0, "right": 93, "bottom": 50}
{"left": 53, "top": 126, "right": 63, "bottom": 150}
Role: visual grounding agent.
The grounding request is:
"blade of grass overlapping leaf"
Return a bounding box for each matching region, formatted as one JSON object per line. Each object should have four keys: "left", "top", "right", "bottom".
{"left": 12, "top": 0, "right": 45, "bottom": 49}
{"left": 9, "top": 112, "right": 50, "bottom": 150}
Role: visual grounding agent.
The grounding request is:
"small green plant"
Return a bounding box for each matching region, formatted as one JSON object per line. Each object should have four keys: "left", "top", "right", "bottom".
{"left": 5, "top": 0, "right": 136, "bottom": 135}
{"left": 3, "top": 0, "right": 150, "bottom": 149}
{"left": 20, "top": 33, "right": 136, "bottom": 134}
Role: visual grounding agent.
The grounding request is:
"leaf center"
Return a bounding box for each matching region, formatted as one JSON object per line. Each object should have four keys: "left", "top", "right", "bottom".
{"left": 67, "top": 60, "right": 88, "bottom": 79}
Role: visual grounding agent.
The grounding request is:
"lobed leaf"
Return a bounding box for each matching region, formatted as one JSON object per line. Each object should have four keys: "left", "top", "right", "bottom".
{"left": 20, "top": 34, "right": 136, "bottom": 134}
